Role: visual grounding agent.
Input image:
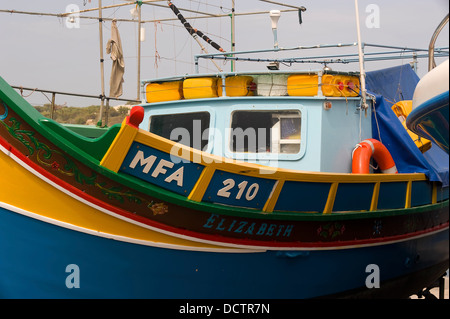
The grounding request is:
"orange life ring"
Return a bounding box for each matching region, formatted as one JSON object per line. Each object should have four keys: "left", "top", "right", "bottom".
{"left": 352, "top": 139, "right": 398, "bottom": 174}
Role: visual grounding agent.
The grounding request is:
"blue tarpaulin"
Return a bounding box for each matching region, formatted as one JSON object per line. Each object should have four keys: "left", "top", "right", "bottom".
{"left": 366, "top": 64, "right": 449, "bottom": 187}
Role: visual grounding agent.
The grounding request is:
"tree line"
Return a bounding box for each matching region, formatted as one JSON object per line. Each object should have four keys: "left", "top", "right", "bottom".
{"left": 34, "top": 104, "right": 131, "bottom": 126}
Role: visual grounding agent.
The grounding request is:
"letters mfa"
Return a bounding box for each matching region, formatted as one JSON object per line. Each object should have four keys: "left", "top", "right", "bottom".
{"left": 129, "top": 150, "right": 184, "bottom": 187}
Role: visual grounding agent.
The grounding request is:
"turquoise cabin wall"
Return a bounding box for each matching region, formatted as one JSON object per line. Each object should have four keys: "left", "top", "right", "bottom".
{"left": 140, "top": 97, "right": 372, "bottom": 173}
{"left": 320, "top": 99, "right": 373, "bottom": 173}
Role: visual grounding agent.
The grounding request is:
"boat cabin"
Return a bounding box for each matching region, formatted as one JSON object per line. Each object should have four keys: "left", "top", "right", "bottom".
{"left": 139, "top": 71, "right": 372, "bottom": 174}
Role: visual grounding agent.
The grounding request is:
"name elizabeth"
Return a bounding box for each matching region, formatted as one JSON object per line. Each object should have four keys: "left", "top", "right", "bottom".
{"left": 203, "top": 213, "right": 294, "bottom": 238}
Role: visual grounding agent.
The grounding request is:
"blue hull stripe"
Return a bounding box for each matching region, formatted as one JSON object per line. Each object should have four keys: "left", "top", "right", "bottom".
{"left": 275, "top": 181, "right": 330, "bottom": 212}
{"left": 378, "top": 182, "right": 408, "bottom": 210}
{"left": 0, "top": 205, "right": 448, "bottom": 298}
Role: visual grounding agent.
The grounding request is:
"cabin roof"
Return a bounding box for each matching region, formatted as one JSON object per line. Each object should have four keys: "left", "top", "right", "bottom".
{"left": 141, "top": 69, "right": 360, "bottom": 84}
{"left": 141, "top": 70, "right": 362, "bottom": 105}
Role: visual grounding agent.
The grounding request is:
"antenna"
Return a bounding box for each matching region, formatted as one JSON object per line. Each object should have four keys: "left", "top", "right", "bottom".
{"left": 270, "top": 10, "right": 281, "bottom": 49}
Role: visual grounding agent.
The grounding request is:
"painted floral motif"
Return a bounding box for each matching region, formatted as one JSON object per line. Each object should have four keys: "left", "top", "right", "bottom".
{"left": 1, "top": 114, "right": 97, "bottom": 185}
{"left": 0, "top": 101, "right": 8, "bottom": 120}
{"left": 373, "top": 220, "right": 382, "bottom": 236}
{"left": 0, "top": 102, "right": 169, "bottom": 215}
{"left": 148, "top": 202, "right": 169, "bottom": 216}
{"left": 51, "top": 161, "right": 60, "bottom": 170}
{"left": 96, "top": 184, "right": 169, "bottom": 216}
{"left": 317, "top": 222, "right": 346, "bottom": 239}
{"left": 1, "top": 117, "right": 47, "bottom": 156}
{"left": 96, "top": 183, "right": 144, "bottom": 205}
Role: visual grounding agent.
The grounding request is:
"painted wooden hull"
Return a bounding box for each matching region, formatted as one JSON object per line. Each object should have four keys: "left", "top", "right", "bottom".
{"left": 1, "top": 99, "right": 448, "bottom": 250}
{"left": 408, "top": 59, "right": 449, "bottom": 153}
{"left": 1, "top": 73, "right": 449, "bottom": 251}
{"left": 0, "top": 75, "right": 448, "bottom": 298}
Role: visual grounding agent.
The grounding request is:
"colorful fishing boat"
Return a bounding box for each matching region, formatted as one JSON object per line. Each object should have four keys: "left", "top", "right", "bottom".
{"left": 0, "top": 4, "right": 448, "bottom": 299}
{"left": 1, "top": 63, "right": 448, "bottom": 298}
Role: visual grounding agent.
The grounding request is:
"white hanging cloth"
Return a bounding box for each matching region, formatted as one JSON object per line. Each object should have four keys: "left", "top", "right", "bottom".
{"left": 106, "top": 19, "right": 125, "bottom": 98}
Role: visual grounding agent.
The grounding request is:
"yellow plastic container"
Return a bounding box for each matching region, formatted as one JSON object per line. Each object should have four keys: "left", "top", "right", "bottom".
{"left": 342, "top": 76, "right": 360, "bottom": 97}
{"left": 391, "top": 101, "right": 432, "bottom": 153}
{"left": 321, "top": 75, "right": 360, "bottom": 97}
{"left": 217, "top": 76, "right": 255, "bottom": 97}
{"left": 332, "top": 75, "right": 346, "bottom": 97}
{"left": 146, "top": 81, "right": 183, "bottom": 103}
{"left": 183, "top": 78, "right": 219, "bottom": 100}
{"left": 321, "top": 74, "right": 336, "bottom": 96}
{"left": 287, "top": 75, "right": 319, "bottom": 96}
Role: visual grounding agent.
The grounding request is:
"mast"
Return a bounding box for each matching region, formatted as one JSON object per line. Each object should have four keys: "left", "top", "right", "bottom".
{"left": 137, "top": 2, "right": 142, "bottom": 100}
{"left": 354, "top": 0, "right": 368, "bottom": 114}
{"left": 97, "top": 0, "right": 106, "bottom": 127}
{"left": 231, "top": 0, "right": 236, "bottom": 71}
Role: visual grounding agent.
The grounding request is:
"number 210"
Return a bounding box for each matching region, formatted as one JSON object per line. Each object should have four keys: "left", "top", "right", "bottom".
{"left": 217, "top": 179, "right": 260, "bottom": 201}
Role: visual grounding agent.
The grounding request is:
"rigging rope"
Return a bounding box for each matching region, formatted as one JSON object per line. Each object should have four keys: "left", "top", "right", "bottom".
{"left": 154, "top": 21, "right": 162, "bottom": 69}
{"left": 18, "top": 86, "right": 38, "bottom": 98}
{"left": 168, "top": 0, "right": 225, "bottom": 53}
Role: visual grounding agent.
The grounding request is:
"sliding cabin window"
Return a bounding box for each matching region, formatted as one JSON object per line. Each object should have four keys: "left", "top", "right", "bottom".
{"left": 230, "top": 110, "right": 302, "bottom": 154}
{"left": 149, "top": 112, "right": 211, "bottom": 151}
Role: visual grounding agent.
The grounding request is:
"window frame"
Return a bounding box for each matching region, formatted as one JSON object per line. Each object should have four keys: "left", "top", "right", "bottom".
{"left": 225, "top": 106, "right": 307, "bottom": 161}
{"left": 148, "top": 108, "right": 215, "bottom": 154}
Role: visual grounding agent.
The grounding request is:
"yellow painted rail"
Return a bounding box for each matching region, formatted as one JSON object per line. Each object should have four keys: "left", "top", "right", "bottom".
{"left": 101, "top": 110, "right": 433, "bottom": 215}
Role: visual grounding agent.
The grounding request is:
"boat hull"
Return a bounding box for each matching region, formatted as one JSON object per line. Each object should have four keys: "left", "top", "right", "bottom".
{"left": 408, "top": 59, "right": 449, "bottom": 153}
{"left": 0, "top": 203, "right": 448, "bottom": 299}
{"left": 407, "top": 91, "right": 449, "bottom": 153}
{"left": 0, "top": 72, "right": 448, "bottom": 298}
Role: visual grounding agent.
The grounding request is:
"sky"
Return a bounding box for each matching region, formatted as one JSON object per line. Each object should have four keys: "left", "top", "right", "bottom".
{"left": 0, "top": 0, "right": 448, "bottom": 108}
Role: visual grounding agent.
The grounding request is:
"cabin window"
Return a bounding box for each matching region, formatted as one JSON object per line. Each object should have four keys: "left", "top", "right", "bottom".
{"left": 150, "top": 112, "right": 211, "bottom": 151}
{"left": 230, "top": 110, "right": 302, "bottom": 154}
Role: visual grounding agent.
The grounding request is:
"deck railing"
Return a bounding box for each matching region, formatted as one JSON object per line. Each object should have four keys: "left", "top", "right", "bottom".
{"left": 12, "top": 86, "right": 140, "bottom": 126}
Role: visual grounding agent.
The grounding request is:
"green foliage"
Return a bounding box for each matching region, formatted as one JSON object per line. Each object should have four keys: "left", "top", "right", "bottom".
{"left": 34, "top": 104, "right": 129, "bottom": 126}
